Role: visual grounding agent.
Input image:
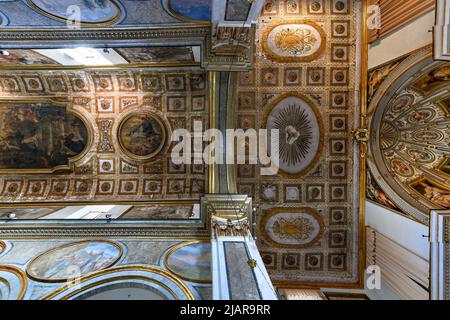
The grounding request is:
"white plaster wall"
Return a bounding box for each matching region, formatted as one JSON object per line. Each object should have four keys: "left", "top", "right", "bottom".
{"left": 365, "top": 201, "right": 429, "bottom": 259}
{"left": 368, "top": 10, "right": 435, "bottom": 69}
{"left": 364, "top": 202, "right": 430, "bottom": 300}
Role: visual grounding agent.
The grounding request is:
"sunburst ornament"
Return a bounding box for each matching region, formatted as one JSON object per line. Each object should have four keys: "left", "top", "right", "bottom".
{"left": 273, "top": 104, "right": 313, "bottom": 166}
{"left": 380, "top": 122, "right": 399, "bottom": 150}
{"left": 264, "top": 93, "right": 323, "bottom": 177}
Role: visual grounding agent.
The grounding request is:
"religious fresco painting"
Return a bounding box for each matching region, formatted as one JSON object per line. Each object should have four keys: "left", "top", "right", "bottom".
{"left": 28, "top": 0, "right": 122, "bottom": 24}
{"left": 0, "top": 207, "right": 63, "bottom": 219}
{"left": 0, "top": 70, "right": 209, "bottom": 203}
{"left": 118, "top": 112, "right": 166, "bottom": 161}
{"left": 26, "top": 240, "right": 122, "bottom": 282}
{"left": 119, "top": 205, "right": 195, "bottom": 220}
{"left": 0, "top": 50, "right": 59, "bottom": 66}
{"left": 115, "top": 47, "right": 195, "bottom": 63}
{"left": 0, "top": 239, "right": 207, "bottom": 300}
{"left": 0, "top": 102, "right": 89, "bottom": 172}
{"left": 168, "top": 0, "right": 211, "bottom": 22}
{"left": 366, "top": 167, "right": 405, "bottom": 214}
{"left": 411, "top": 180, "right": 450, "bottom": 209}
{"left": 165, "top": 242, "right": 211, "bottom": 283}
{"left": 411, "top": 64, "right": 450, "bottom": 94}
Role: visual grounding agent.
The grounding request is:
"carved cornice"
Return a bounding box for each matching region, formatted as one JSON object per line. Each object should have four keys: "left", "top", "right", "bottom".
{"left": 211, "top": 216, "right": 250, "bottom": 237}
{"left": 0, "top": 226, "right": 209, "bottom": 238}
{"left": 0, "top": 26, "right": 210, "bottom": 46}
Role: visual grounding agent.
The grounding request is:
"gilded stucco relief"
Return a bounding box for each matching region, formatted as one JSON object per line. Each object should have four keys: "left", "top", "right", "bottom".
{"left": 0, "top": 70, "right": 209, "bottom": 204}
{"left": 237, "top": 0, "right": 363, "bottom": 286}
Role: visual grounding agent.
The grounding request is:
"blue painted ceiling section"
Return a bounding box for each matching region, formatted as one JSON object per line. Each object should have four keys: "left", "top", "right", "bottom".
{"left": 169, "top": 0, "right": 211, "bottom": 22}
{"left": 0, "top": 0, "right": 191, "bottom": 28}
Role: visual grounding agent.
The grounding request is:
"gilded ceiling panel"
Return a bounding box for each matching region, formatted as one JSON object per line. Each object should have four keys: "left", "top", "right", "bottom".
{"left": 0, "top": 69, "right": 209, "bottom": 204}
{"left": 236, "top": 0, "right": 363, "bottom": 286}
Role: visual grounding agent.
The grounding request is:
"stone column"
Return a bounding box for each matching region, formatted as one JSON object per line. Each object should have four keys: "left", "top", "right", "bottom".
{"left": 201, "top": 194, "right": 278, "bottom": 300}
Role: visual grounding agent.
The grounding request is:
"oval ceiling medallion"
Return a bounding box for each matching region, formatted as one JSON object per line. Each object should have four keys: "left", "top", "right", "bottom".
{"left": 28, "top": 0, "right": 122, "bottom": 26}
{"left": 262, "top": 21, "right": 326, "bottom": 62}
{"left": 26, "top": 240, "right": 123, "bottom": 282}
{"left": 168, "top": 0, "right": 211, "bottom": 23}
{"left": 0, "top": 265, "right": 27, "bottom": 300}
{"left": 117, "top": 112, "right": 167, "bottom": 161}
{"left": 264, "top": 93, "right": 324, "bottom": 177}
{"left": 261, "top": 208, "right": 324, "bottom": 248}
{"left": 164, "top": 241, "right": 211, "bottom": 283}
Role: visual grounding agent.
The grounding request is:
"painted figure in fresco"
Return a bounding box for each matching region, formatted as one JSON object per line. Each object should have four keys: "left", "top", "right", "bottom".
{"left": 418, "top": 182, "right": 450, "bottom": 208}
{"left": 128, "top": 117, "right": 162, "bottom": 155}
{"left": 116, "top": 47, "right": 194, "bottom": 63}
{"left": 410, "top": 110, "right": 431, "bottom": 123}
{"left": 30, "top": 242, "right": 120, "bottom": 281}
{"left": 0, "top": 105, "right": 88, "bottom": 170}
{"left": 414, "top": 65, "right": 450, "bottom": 92}
{"left": 30, "top": 0, "right": 118, "bottom": 23}
{"left": 410, "top": 149, "right": 433, "bottom": 163}
{"left": 391, "top": 159, "right": 413, "bottom": 177}
{"left": 61, "top": 120, "right": 88, "bottom": 156}
{"left": 367, "top": 172, "right": 400, "bottom": 210}
{"left": 368, "top": 62, "right": 399, "bottom": 99}
{"left": 0, "top": 50, "right": 56, "bottom": 66}
{"left": 119, "top": 114, "right": 164, "bottom": 157}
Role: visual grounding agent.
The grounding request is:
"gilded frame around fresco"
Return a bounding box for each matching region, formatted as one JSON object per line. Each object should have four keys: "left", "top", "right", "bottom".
{"left": 26, "top": 0, "right": 124, "bottom": 27}
{"left": 25, "top": 239, "right": 124, "bottom": 283}
{"left": 163, "top": 240, "right": 212, "bottom": 284}
{"left": 41, "top": 265, "right": 195, "bottom": 300}
{"left": 116, "top": 110, "right": 168, "bottom": 162}
{"left": 0, "top": 264, "right": 28, "bottom": 300}
{"left": 0, "top": 97, "right": 94, "bottom": 174}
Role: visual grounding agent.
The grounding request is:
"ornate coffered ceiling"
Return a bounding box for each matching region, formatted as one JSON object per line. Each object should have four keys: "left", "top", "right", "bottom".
{"left": 0, "top": 69, "right": 209, "bottom": 205}
{"left": 236, "top": 0, "right": 365, "bottom": 288}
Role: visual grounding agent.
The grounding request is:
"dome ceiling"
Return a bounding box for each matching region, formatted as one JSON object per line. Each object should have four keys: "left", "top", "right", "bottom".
{"left": 368, "top": 47, "right": 450, "bottom": 224}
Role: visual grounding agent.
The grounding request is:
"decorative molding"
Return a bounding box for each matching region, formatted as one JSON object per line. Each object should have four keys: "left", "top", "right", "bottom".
{"left": 434, "top": 0, "right": 450, "bottom": 60}
{"left": 430, "top": 210, "right": 450, "bottom": 300}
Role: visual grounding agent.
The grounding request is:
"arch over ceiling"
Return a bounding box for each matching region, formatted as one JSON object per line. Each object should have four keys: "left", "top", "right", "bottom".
{"left": 368, "top": 46, "right": 450, "bottom": 224}
{"left": 42, "top": 265, "right": 195, "bottom": 300}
